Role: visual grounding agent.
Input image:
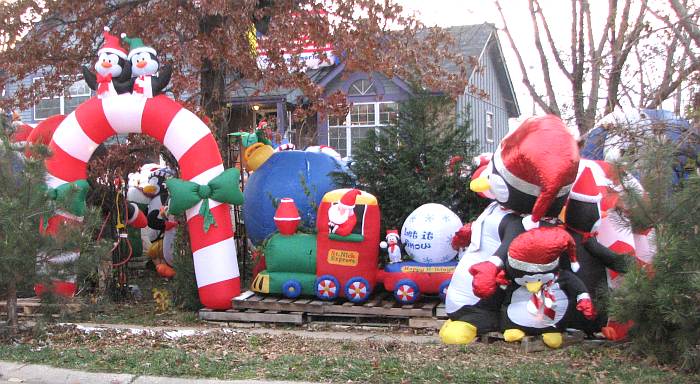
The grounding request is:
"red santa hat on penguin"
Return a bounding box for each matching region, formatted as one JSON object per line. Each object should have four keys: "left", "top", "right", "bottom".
{"left": 508, "top": 226, "right": 580, "bottom": 273}
{"left": 493, "top": 115, "right": 580, "bottom": 227}
{"left": 98, "top": 27, "right": 128, "bottom": 59}
{"left": 569, "top": 167, "right": 602, "bottom": 204}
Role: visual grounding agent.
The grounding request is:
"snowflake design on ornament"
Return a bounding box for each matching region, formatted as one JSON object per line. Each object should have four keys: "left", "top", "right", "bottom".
{"left": 441, "top": 214, "right": 452, "bottom": 223}
{"left": 425, "top": 214, "right": 434, "bottom": 223}
{"left": 409, "top": 215, "right": 417, "bottom": 223}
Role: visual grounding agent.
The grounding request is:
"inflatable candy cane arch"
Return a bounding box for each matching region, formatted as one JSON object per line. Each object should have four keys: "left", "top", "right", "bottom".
{"left": 44, "top": 93, "right": 242, "bottom": 309}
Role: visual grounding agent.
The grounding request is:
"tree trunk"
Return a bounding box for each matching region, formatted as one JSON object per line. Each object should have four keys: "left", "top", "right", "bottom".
{"left": 6, "top": 278, "right": 18, "bottom": 336}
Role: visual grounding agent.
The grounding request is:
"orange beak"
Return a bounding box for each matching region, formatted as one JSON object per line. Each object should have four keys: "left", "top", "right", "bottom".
{"left": 101, "top": 61, "right": 112, "bottom": 68}
{"left": 136, "top": 61, "right": 147, "bottom": 69}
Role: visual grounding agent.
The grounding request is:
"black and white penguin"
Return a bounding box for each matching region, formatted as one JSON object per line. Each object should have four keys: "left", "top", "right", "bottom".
{"left": 441, "top": 116, "right": 580, "bottom": 345}
{"left": 501, "top": 226, "right": 596, "bottom": 349}
{"left": 564, "top": 165, "right": 628, "bottom": 334}
{"left": 120, "top": 34, "right": 172, "bottom": 98}
{"left": 142, "top": 168, "right": 177, "bottom": 277}
{"left": 82, "top": 27, "right": 132, "bottom": 98}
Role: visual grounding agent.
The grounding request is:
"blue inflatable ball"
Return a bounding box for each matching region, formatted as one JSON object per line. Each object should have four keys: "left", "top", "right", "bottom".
{"left": 243, "top": 151, "right": 344, "bottom": 244}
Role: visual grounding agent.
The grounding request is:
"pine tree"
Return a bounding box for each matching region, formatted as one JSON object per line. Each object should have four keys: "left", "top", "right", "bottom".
{"left": 608, "top": 131, "right": 700, "bottom": 371}
{"left": 336, "top": 92, "right": 485, "bottom": 230}
{"left": 0, "top": 122, "right": 109, "bottom": 335}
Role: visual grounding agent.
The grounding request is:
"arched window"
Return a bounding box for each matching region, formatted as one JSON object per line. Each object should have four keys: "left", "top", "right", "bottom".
{"left": 347, "top": 79, "right": 376, "bottom": 96}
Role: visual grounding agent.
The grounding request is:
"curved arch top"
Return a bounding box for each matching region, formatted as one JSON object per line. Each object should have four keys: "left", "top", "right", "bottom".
{"left": 45, "top": 93, "right": 240, "bottom": 309}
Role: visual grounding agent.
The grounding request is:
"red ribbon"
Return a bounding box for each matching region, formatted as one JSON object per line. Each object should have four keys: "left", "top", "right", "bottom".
{"left": 132, "top": 75, "right": 145, "bottom": 94}
{"left": 96, "top": 73, "right": 112, "bottom": 95}
{"left": 564, "top": 224, "right": 598, "bottom": 242}
{"left": 528, "top": 280, "right": 557, "bottom": 320}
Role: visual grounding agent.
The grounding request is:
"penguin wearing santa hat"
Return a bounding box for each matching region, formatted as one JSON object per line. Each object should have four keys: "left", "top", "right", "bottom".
{"left": 380, "top": 229, "right": 402, "bottom": 264}
{"left": 82, "top": 27, "right": 132, "bottom": 98}
{"left": 328, "top": 189, "right": 361, "bottom": 237}
{"left": 120, "top": 34, "right": 172, "bottom": 98}
{"left": 441, "top": 115, "right": 580, "bottom": 345}
{"left": 501, "top": 226, "right": 596, "bottom": 349}
{"left": 563, "top": 166, "right": 628, "bottom": 334}
{"left": 142, "top": 168, "right": 177, "bottom": 278}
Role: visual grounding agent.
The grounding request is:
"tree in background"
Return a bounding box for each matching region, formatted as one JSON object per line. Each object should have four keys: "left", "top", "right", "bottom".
{"left": 335, "top": 92, "right": 483, "bottom": 231}
{"left": 496, "top": 0, "right": 700, "bottom": 135}
{"left": 0, "top": 0, "right": 469, "bottom": 143}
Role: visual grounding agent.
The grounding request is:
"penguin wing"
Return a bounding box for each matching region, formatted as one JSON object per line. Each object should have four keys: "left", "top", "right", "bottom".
{"left": 147, "top": 209, "right": 166, "bottom": 231}
{"left": 582, "top": 239, "right": 629, "bottom": 273}
{"left": 117, "top": 59, "right": 132, "bottom": 82}
{"left": 152, "top": 63, "right": 172, "bottom": 95}
{"left": 558, "top": 270, "right": 589, "bottom": 298}
{"left": 82, "top": 66, "right": 98, "bottom": 91}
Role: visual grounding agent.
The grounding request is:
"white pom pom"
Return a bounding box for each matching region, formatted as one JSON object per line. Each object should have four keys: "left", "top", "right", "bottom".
{"left": 571, "top": 261, "right": 580, "bottom": 273}
{"left": 379, "top": 241, "right": 388, "bottom": 249}
{"left": 522, "top": 215, "right": 540, "bottom": 231}
{"left": 104, "top": 26, "right": 110, "bottom": 32}
{"left": 121, "top": 32, "right": 127, "bottom": 39}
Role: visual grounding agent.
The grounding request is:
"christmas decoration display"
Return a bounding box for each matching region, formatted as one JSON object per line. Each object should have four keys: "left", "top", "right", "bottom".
{"left": 121, "top": 33, "right": 172, "bottom": 98}
{"left": 327, "top": 189, "right": 361, "bottom": 237}
{"left": 82, "top": 27, "right": 132, "bottom": 99}
{"left": 25, "top": 114, "right": 66, "bottom": 155}
{"left": 251, "top": 232, "right": 318, "bottom": 298}
{"left": 441, "top": 115, "right": 580, "bottom": 345}
{"left": 501, "top": 226, "right": 596, "bottom": 349}
{"left": 244, "top": 142, "right": 274, "bottom": 171}
{"left": 470, "top": 153, "right": 494, "bottom": 199}
{"left": 142, "top": 167, "right": 178, "bottom": 277}
{"left": 9, "top": 112, "right": 33, "bottom": 148}
{"left": 126, "top": 163, "right": 165, "bottom": 255}
{"left": 43, "top": 92, "right": 242, "bottom": 309}
{"left": 274, "top": 198, "right": 301, "bottom": 235}
{"left": 400, "top": 203, "right": 462, "bottom": 264}
{"left": 379, "top": 229, "right": 402, "bottom": 264}
{"left": 243, "top": 150, "right": 342, "bottom": 245}
{"left": 305, "top": 145, "right": 342, "bottom": 161}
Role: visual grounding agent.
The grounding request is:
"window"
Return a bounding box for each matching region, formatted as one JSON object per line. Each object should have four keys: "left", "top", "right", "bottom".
{"left": 486, "top": 111, "right": 494, "bottom": 142}
{"left": 328, "top": 101, "right": 398, "bottom": 158}
{"left": 33, "top": 77, "right": 91, "bottom": 120}
{"left": 347, "top": 79, "right": 376, "bottom": 96}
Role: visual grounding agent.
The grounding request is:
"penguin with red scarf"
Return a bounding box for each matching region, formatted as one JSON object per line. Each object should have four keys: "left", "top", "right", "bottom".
{"left": 82, "top": 27, "right": 132, "bottom": 98}
{"left": 500, "top": 226, "right": 596, "bottom": 348}
{"left": 120, "top": 34, "right": 172, "bottom": 98}
{"left": 441, "top": 115, "right": 580, "bottom": 345}
{"left": 380, "top": 229, "right": 402, "bottom": 264}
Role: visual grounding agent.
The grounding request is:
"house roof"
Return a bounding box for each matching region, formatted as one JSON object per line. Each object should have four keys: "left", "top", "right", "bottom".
{"left": 227, "top": 23, "right": 520, "bottom": 118}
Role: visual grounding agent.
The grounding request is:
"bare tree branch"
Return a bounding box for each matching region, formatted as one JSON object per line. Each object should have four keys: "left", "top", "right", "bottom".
{"left": 528, "top": 0, "right": 561, "bottom": 115}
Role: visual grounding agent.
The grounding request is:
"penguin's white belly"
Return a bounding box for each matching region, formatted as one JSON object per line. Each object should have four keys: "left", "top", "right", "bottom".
{"left": 162, "top": 215, "right": 176, "bottom": 266}
{"left": 507, "top": 284, "right": 568, "bottom": 328}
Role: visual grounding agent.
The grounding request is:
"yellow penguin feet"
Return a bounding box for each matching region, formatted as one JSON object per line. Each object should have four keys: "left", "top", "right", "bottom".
{"left": 542, "top": 332, "right": 564, "bottom": 349}
{"left": 503, "top": 328, "right": 526, "bottom": 343}
{"left": 439, "top": 319, "right": 477, "bottom": 345}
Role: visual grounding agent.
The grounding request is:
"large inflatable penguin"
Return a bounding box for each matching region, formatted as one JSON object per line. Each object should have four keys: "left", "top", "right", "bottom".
{"left": 441, "top": 115, "right": 580, "bottom": 345}
{"left": 82, "top": 27, "right": 132, "bottom": 98}
{"left": 563, "top": 165, "right": 628, "bottom": 334}
{"left": 120, "top": 34, "right": 172, "bottom": 98}
{"left": 501, "top": 226, "right": 596, "bottom": 349}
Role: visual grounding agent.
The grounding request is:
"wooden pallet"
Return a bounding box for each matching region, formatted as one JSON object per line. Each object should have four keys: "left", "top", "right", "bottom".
{"left": 0, "top": 297, "right": 81, "bottom": 318}
{"left": 199, "top": 290, "right": 448, "bottom": 328}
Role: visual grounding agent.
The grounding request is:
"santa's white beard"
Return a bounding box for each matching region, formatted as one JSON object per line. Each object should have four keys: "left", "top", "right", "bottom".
{"left": 328, "top": 204, "right": 352, "bottom": 224}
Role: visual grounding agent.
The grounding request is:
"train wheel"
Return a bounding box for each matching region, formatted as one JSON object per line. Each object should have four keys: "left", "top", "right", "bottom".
{"left": 281, "top": 279, "right": 302, "bottom": 299}
{"left": 438, "top": 279, "right": 451, "bottom": 302}
{"left": 394, "top": 279, "right": 420, "bottom": 304}
{"left": 344, "top": 277, "right": 372, "bottom": 304}
{"left": 315, "top": 275, "right": 339, "bottom": 300}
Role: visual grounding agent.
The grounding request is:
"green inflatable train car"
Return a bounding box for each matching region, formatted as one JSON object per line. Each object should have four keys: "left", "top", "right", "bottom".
{"left": 251, "top": 232, "right": 317, "bottom": 298}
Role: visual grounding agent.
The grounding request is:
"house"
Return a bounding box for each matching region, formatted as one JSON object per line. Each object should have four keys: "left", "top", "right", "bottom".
{"left": 226, "top": 23, "right": 520, "bottom": 157}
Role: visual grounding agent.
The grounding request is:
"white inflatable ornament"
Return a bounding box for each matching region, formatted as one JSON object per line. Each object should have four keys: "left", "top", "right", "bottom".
{"left": 401, "top": 203, "right": 463, "bottom": 264}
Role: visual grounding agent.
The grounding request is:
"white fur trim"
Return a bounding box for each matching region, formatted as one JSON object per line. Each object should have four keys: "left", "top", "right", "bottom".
{"left": 128, "top": 46, "right": 157, "bottom": 60}
{"left": 493, "top": 149, "right": 572, "bottom": 197}
{"left": 522, "top": 215, "right": 540, "bottom": 231}
{"left": 488, "top": 255, "right": 503, "bottom": 268}
{"left": 569, "top": 190, "right": 602, "bottom": 203}
{"left": 98, "top": 47, "right": 127, "bottom": 59}
{"left": 507, "top": 254, "right": 559, "bottom": 273}
{"left": 576, "top": 292, "right": 590, "bottom": 301}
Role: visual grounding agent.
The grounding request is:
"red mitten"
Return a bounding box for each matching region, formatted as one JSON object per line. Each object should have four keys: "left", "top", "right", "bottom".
{"left": 576, "top": 298, "right": 597, "bottom": 320}
{"left": 495, "top": 269, "right": 510, "bottom": 286}
{"left": 165, "top": 221, "right": 178, "bottom": 231}
{"left": 451, "top": 223, "right": 473, "bottom": 250}
{"left": 469, "top": 261, "right": 501, "bottom": 299}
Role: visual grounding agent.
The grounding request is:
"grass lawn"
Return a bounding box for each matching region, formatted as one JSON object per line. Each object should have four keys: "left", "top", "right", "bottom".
{"left": 0, "top": 324, "right": 696, "bottom": 384}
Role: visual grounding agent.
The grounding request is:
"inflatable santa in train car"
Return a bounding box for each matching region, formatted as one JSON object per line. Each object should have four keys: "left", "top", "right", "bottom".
{"left": 328, "top": 189, "right": 361, "bottom": 237}
{"left": 441, "top": 115, "right": 580, "bottom": 345}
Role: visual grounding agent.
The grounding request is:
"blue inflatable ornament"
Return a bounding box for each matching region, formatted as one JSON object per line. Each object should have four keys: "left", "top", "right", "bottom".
{"left": 243, "top": 151, "right": 344, "bottom": 244}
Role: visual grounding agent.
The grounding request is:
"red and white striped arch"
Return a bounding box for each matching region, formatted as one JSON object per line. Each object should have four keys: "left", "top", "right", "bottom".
{"left": 45, "top": 93, "right": 240, "bottom": 309}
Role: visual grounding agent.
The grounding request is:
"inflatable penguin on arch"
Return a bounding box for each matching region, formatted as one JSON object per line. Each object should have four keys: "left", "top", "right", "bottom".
{"left": 440, "top": 115, "right": 580, "bottom": 345}
{"left": 120, "top": 34, "right": 172, "bottom": 98}
{"left": 143, "top": 168, "right": 178, "bottom": 278}
{"left": 82, "top": 27, "right": 132, "bottom": 98}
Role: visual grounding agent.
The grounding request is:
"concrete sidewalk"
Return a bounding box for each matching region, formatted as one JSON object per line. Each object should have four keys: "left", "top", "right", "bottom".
{"left": 0, "top": 361, "right": 317, "bottom": 384}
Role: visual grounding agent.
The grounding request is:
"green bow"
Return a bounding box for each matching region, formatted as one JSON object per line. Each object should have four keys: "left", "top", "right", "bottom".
{"left": 166, "top": 168, "right": 244, "bottom": 232}
{"left": 45, "top": 179, "right": 90, "bottom": 217}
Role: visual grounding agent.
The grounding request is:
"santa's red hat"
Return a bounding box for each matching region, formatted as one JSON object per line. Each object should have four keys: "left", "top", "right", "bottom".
{"left": 385, "top": 229, "right": 399, "bottom": 240}
{"left": 338, "top": 189, "right": 361, "bottom": 209}
{"left": 569, "top": 167, "right": 602, "bottom": 203}
{"left": 98, "top": 27, "right": 128, "bottom": 59}
{"left": 508, "top": 226, "right": 579, "bottom": 273}
{"left": 493, "top": 115, "right": 580, "bottom": 222}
